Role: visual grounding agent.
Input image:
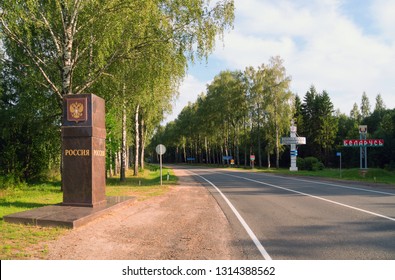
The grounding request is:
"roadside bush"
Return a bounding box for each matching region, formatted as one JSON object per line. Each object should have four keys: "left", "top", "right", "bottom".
{"left": 0, "top": 174, "right": 28, "bottom": 189}
{"left": 297, "top": 158, "right": 305, "bottom": 170}
{"left": 304, "top": 157, "right": 325, "bottom": 171}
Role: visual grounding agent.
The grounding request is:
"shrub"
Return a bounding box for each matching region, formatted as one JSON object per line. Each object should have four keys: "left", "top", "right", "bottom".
{"left": 297, "top": 157, "right": 305, "bottom": 170}
{"left": 0, "top": 174, "right": 28, "bottom": 189}
{"left": 304, "top": 157, "right": 325, "bottom": 171}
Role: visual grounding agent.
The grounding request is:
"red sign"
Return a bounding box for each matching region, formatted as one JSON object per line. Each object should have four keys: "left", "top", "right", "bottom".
{"left": 343, "top": 139, "right": 384, "bottom": 147}
{"left": 250, "top": 155, "right": 255, "bottom": 160}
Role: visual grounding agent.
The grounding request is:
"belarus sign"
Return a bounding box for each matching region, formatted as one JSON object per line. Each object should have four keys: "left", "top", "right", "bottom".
{"left": 343, "top": 139, "right": 384, "bottom": 147}
{"left": 281, "top": 137, "right": 306, "bottom": 145}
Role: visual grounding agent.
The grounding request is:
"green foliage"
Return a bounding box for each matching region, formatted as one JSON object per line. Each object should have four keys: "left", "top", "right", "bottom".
{"left": 0, "top": 175, "right": 28, "bottom": 189}
{"left": 303, "top": 157, "right": 324, "bottom": 171}
{"left": 0, "top": 44, "right": 61, "bottom": 181}
{"left": 153, "top": 56, "right": 294, "bottom": 168}
{"left": 296, "top": 157, "right": 305, "bottom": 170}
{"left": 0, "top": 0, "right": 235, "bottom": 180}
{"left": 299, "top": 86, "right": 337, "bottom": 166}
{"left": 0, "top": 165, "right": 177, "bottom": 259}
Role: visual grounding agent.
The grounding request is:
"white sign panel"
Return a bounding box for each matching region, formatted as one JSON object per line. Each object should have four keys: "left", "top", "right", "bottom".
{"left": 359, "top": 125, "right": 367, "bottom": 134}
{"left": 281, "top": 137, "right": 306, "bottom": 145}
{"left": 155, "top": 144, "right": 166, "bottom": 155}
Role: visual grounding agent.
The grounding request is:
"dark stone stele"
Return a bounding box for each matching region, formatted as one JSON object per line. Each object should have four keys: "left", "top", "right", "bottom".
{"left": 62, "top": 93, "right": 106, "bottom": 207}
{"left": 4, "top": 94, "right": 135, "bottom": 228}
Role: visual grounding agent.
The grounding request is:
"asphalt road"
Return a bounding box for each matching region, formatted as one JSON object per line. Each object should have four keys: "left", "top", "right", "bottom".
{"left": 176, "top": 166, "right": 395, "bottom": 260}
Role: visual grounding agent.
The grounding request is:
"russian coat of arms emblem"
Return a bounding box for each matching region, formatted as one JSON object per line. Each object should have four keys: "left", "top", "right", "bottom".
{"left": 67, "top": 98, "right": 87, "bottom": 123}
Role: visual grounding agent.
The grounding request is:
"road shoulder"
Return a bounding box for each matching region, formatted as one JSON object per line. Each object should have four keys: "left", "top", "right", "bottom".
{"left": 42, "top": 167, "right": 245, "bottom": 260}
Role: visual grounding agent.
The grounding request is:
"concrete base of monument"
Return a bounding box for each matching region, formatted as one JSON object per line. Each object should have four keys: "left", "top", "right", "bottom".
{"left": 4, "top": 196, "right": 136, "bottom": 229}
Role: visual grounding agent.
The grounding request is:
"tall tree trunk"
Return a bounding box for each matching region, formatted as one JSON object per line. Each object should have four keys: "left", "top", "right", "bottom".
{"left": 115, "top": 151, "right": 120, "bottom": 175}
{"left": 134, "top": 104, "right": 140, "bottom": 176}
{"left": 257, "top": 104, "right": 262, "bottom": 168}
{"left": 182, "top": 140, "right": 186, "bottom": 162}
{"left": 108, "top": 138, "right": 113, "bottom": 177}
{"left": 140, "top": 116, "right": 145, "bottom": 170}
{"left": 236, "top": 126, "right": 240, "bottom": 167}
{"left": 60, "top": 5, "right": 75, "bottom": 96}
{"left": 120, "top": 88, "right": 127, "bottom": 182}
{"left": 274, "top": 99, "right": 280, "bottom": 169}
{"left": 275, "top": 124, "right": 280, "bottom": 169}
{"left": 244, "top": 117, "right": 247, "bottom": 168}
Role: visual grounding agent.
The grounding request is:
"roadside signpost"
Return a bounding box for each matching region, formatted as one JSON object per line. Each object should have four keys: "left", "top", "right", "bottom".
{"left": 223, "top": 155, "right": 233, "bottom": 165}
{"left": 155, "top": 144, "right": 166, "bottom": 186}
{"left": 281, "top": 120, "right": 306, "bottom": 171}
{"left": 343, "top": 125, "right": 384, "bottom": 170}
{"left": 250, "top": 154, "right": 255, "bottom": 169}
{"left": 281, "top": 137, "right": 306, "bottom": 145}
{"left": 186, "top": 157, "right": 195, "bottom": 163}
{"left": 336, "top": 152, "right": 342, "bottom": 178}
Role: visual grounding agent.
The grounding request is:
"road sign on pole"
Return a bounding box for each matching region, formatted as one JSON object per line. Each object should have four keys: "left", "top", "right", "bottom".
{"left": 250, "top": 155, "right": 255, "bottom": 169}
{"left": 155, "top": 144, "right": 166, "bottom": 185}
{"left": 336, "top": 152, "right": 342, "bottom": 178}
{"left": 282, "top": 120, "right": 306, "bottom": 171}
{"left": 281, "top": 137, "right": 306, "bottom": 145}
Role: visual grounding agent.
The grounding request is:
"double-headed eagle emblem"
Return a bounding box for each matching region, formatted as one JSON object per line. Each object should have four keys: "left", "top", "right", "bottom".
{"left": 70, "top": 102, "right": 84, "bottom": 119}
{"left": 67, "top": 98, "right": 87, "bottom": 123}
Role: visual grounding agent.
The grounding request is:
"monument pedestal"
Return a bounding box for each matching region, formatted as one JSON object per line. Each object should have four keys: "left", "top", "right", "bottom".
{"left": 61, "top": 94, "right": 106, "bottom": 207}
{"left": 4, "top": 93, "right": 136, "bottom": 228}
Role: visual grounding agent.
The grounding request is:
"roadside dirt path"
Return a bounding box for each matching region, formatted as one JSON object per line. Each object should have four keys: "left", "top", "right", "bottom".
{"left": 43, "top": 168, "right": 245, "bottom": 260}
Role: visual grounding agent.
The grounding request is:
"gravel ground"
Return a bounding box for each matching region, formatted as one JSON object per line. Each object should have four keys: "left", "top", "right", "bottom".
{"left": 43, "top": 168, "right": 245, "bottom": 260}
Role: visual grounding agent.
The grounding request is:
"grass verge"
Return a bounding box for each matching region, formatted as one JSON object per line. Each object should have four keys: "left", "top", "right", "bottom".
{"left": 235, "top": 166, "right": 395, "bottom": 185}
{"left": 0, "top": 164, "right": 177, "bottom": 259}
{"left": 106, "top": 165, "right": 177, "bottom": 200}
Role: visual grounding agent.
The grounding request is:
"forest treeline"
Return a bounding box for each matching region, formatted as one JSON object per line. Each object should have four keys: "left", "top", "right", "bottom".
{"left": 151, "top": 57, "right": 395, "bottom": 170}
{"left": 0, "top": 0, "right": 235, "bottom": 183}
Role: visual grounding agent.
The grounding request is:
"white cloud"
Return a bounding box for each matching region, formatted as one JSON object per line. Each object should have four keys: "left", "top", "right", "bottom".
{"left": 211, "top": 0, "right": 395, "bottom": 114}
{"left": 167, "top": 0, "right": 395, "bottom": 124}
{"left": 371, "top": 0, "right": 395, "bottom": 41}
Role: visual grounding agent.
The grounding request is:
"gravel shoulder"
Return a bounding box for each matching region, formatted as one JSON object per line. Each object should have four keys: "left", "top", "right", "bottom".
{"left": 43, "top": 168, "right": 245, "bottom": 260}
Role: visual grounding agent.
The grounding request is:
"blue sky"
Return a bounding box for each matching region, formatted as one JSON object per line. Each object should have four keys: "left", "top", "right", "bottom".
{"left": 164, "top": 0, "right": 395, "bottom": 123}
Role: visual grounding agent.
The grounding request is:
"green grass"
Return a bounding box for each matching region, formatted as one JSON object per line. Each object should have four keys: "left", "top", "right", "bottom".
{"left": 0, "top": 164, "right": 177, "bottom": 259}
{"left": 106, "top": 165, "right": 177, "bottom": 200}
{"left": 0, "top": 182, "right": 66, "bottom": 259}
{"left": 250, "top": 167, "right": 395, "bottom": 185}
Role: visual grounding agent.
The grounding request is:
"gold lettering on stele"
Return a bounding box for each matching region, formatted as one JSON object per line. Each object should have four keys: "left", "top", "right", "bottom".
{"left": 64, "top": 149, "right": 90, "bottom": 156}
{"left": 93, "top": 150, "right": 105, "bottom": 157}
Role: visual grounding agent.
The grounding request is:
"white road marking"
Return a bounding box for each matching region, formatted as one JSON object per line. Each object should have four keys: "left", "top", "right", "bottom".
{"left": 258, "top": 173, "right": 395, "bottom": 196}
{"left": 218, "top": 172, "right": 395, "bottom": 222}
{"left": 189, "top": 171, "right": 272, "bottom": 260}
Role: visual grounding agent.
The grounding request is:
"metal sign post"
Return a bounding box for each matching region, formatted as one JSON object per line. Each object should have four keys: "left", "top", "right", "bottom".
{"left": 359, "top": 125, "right": 367, "bottom": 169}
{"left": 250, "top": 155, "right": 255, "bottom": 169}
{"left": 336, "top": 152, "right": 342, "bottom": 178}
{"left": 155, "top": 144, "right": 166, "bottom": 186}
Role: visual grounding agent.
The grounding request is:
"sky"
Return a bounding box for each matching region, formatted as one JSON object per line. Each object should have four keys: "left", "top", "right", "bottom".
{"left": 163, "top": 0, "right": 395, "bottom": 123}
